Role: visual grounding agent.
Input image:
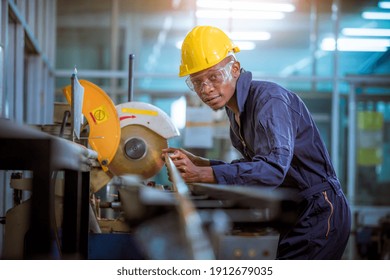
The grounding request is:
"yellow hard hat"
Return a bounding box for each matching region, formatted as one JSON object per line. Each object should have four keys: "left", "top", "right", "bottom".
{"left": 179, "top": 26, "right": 240, "bottom": 77}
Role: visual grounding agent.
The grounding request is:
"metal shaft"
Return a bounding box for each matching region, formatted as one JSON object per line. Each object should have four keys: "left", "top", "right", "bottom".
{"left": 128, "top": 54, "right": 135, "bottom": 102}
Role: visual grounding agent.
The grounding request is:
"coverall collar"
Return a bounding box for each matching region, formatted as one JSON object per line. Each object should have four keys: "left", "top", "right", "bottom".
{"left": 234, "top": 69, "right": 252, "bottom": 115}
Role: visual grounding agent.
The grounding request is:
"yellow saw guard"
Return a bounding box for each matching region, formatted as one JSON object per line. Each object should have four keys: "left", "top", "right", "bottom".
{"left": 63, "top": 80, "right": 121, "bottom": 171}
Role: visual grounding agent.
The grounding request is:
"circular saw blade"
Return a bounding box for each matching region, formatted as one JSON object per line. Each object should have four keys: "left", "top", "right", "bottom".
{"left": 107, "top": 124, "right": 167, "bottom": 179}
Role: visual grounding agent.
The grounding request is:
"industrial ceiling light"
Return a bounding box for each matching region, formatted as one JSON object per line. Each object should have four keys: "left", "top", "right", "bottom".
{"left": 195, "top": 10, "right": 285, "bottom": 20}
{"left": 175, "top": 39, "right": 257, "bottom": 51}
{"left": 175, "top": 31, "right": 270, "bottom": 51}
{"left": 229, "top": 31, "right": 271, "bottom": 41}
{"left": 235, "top": 41, "right": 256, "bottom": 50}
{"left": 195, "top": 0, "right": 295, "bottom": 20}
{"left": 362, "top": 11, "right": 390, "bottom": 20}
{"left": 342, "top": 28, "right": 390, "bottom": 37}
{"left": 196, "top": 0, "right": 295, "bottom": 12}
{"left": 193, "top": 0, "right": 285, "bottom": 50}
{"left": 321, "top": 37, "right": 390, "bottom": 52}
{"left": 378, "top": 1, "right": 390, "bottom": 9}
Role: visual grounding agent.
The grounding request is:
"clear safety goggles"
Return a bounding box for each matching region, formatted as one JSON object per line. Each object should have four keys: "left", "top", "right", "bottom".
{"left": 185, "top": 61, "right": 234, "bottom": 92}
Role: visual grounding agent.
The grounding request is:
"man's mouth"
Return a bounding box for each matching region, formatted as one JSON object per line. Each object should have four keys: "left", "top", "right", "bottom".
{"left": 204, "top": 95, "right": 220, "bottom": 104}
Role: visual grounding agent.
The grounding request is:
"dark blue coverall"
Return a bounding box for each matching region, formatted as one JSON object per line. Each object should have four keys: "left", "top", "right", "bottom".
{"left": 209, "top": 70, "right": 351, "bottom": 259}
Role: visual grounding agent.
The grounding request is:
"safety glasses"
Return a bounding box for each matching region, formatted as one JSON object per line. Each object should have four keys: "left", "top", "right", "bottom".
{"left": 185, "top": 61, "right": 234, "bottom": 92}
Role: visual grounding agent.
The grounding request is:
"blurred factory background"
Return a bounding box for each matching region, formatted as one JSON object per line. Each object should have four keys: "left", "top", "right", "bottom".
{"left": 0, "top": 0, "right": 390, "bottom": 260}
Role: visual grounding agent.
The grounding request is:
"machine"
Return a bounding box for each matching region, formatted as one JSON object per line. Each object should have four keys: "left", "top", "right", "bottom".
{"left": 62, "top": 78, "right": 180, "bottom": 192}
{"left": 1, "top": 69, "right": 299, "bottom": 260}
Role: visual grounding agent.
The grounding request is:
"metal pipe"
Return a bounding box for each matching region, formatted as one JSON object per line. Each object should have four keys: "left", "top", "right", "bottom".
{"left": 110, "top": 0, "right": 119, "bottom": 97}
{"left": 128, "top": 54, "right": 135, "bottom": 102}
{"left": 347, "top": 83, "right": 356, "bottom": 205}
{"left": 0, "top": 44, "right": 4, "bottom": 117}
{"left": 164, "top": 155, "right": 215, "bottom": 259}
{"left": 55, "top": 69, "right": 390, "bottom": 85}
{"left": 347, "top": 83, "right": 357, "bottom": 260}
{"left": 309, "top": 0, "right": 318, "bottom": 92}
{"left": 331, "top": 0, "right": 341, "bottom": 175}
{"left": 347, "top": 87, "right": 356, "bottom": 195}
{"left": 70, "top": 73, "right": 75, "bottom": 142}
{"left": 59, "top": 110, "right": 71, "bottom": 138}
{"left": 164, "top": 154, "right": 190, "bottom": 197}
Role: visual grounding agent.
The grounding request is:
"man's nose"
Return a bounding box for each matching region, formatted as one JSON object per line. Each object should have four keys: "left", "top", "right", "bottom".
{"left": 200, "top": 80, "right": 213, "bottom": 93}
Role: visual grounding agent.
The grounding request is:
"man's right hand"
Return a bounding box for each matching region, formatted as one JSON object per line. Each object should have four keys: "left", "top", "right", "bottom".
{"left": 161, "top": 147, "right": 210, "bottom": 167}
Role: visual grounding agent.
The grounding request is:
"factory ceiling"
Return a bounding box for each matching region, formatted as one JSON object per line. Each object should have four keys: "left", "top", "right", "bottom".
{"left": 55, "top": 0, "right": 390, "bottom": 97}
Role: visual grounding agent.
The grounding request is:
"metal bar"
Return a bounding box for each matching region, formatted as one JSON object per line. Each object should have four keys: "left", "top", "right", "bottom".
{"left": 24, "top": 139, "right": 54, "bottom": 259}
{"left": 80, "top": 171, "right": 90, "bottom": 258}
{"left": 347, "top": 82, "right": 357, "bottom": 260}
{"left": 347, "top": 84, "right": 356, "bottom": 211}
{"left": 0, "top": 45, "right": 4, "bottom": 118}
{"left": 110, "top": 0, "right": 119, "bottom": 98}
{"left": 54, "top": 68, "right": 390, "bottom": 84}
{"left": 50, "top": 0, "right": 57, "bottom": 63}
{"left": 70, "top": 73, "right": 75, "bottom": 142}
{"left": 345, "top": 75, "right": 390, "bottom": 87}
{"left": 12, "top": 19, "right": 24, "bottom": 123}
{"left": 331, "top": 0, "right": 341, "bottom": 175}
{"left": 309, "top": 0, "right": 318, "bottom": 92}
{"left": 62, "top": 170, "right": 81, "bottom": 258}
{"left": 164, "top": 154, "right": 190, "bottom": 197}
{"left": 164, "top": 155, "right": 215, "bottom": 259}
{"left": 62, "top": 170, "right": 89, "bottom": 259}
{"left": 128, "top": 54, "right": 135, "bottom": 102}
{"left": 0, "top": 1, "right": 5, "bottom": 119}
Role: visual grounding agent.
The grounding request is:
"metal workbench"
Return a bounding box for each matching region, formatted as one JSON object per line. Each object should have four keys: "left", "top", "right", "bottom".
{"left": 0, "top": 118, "right": 91, "bottom": 259}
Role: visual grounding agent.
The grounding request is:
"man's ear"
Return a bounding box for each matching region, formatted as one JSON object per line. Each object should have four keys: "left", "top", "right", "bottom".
{"left": 232, "top": 61, "right": 241, "bottom": 78}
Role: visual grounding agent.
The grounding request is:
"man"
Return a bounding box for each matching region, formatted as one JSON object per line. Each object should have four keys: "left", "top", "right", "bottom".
{"left": 163, "top": 25, "right": 351, "bottom": 259}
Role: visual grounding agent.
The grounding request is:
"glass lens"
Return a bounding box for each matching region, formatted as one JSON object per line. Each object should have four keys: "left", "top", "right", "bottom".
{"left": 185, "top": 61, "right": 233, "bottom": 92}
